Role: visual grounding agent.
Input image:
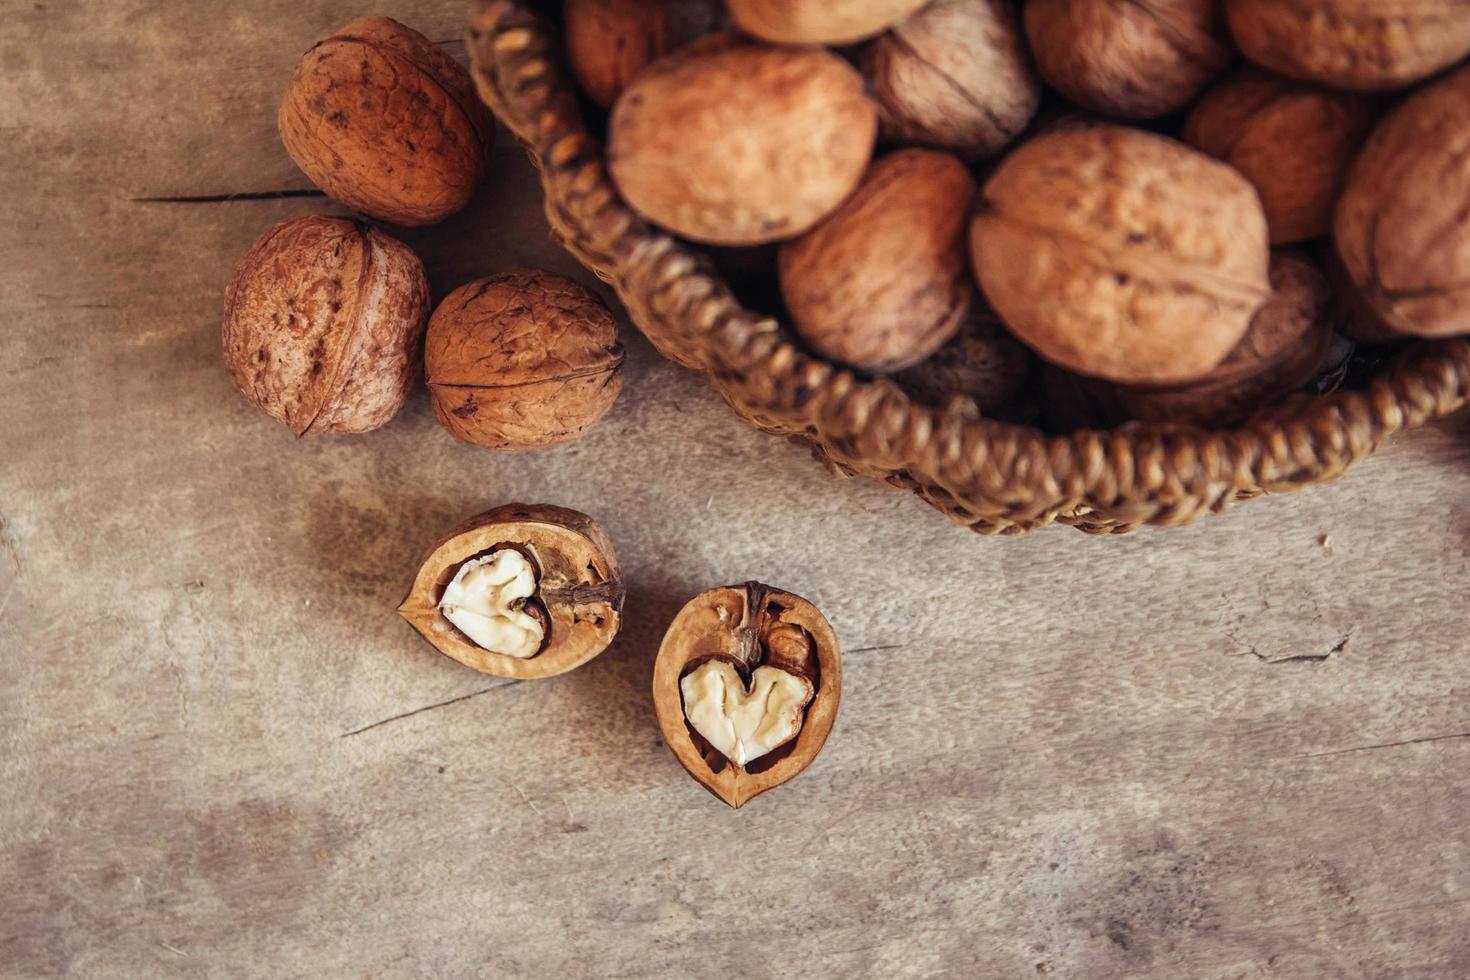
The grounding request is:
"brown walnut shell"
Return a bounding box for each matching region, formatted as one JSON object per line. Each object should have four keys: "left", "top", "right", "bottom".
{"left": 607, "top": 41, "right": 878, "bottom": 245}
{"left": 727, "top": 0, "right": 929, "bottom": 45}
{"left": 425, "top": 271, "right": 625, "bottom": 449}
{"left": 1335, "top": 63, "right": 1470, "bottom": 338}
{"left": 893, "top": 301, "right": 1034, "bottom": 415}
{"left": 278, "top": 16, "right": 495, "bottom": 226}
{"left": 1024, "top": 0, "right": 1232, "bottom": 120}
{"left": 971, "top": 124, "right": 1271, "bottom": 385}
{"left": 564, "top": 0, "right": 724, "bottom": 108}
{"left": 222, "top": 215, "right": 429, "bottom": 437}
{"left": 1184, "top": 67, "right": 1378, "bottom": 245}
{"left": 399, "top": 504, "right": 624, "bottom": 679}
{"left": 780, "top": 149, "right": 977, "bottom": 372}
{"left": 1225, "top": 0, "right": 1470, "bottom": 93}
{"left": 653, "top": 583, "right": 841, "bottom": 808}
{"left": 865, "top": 0, "right": 1041, "bottom": 161}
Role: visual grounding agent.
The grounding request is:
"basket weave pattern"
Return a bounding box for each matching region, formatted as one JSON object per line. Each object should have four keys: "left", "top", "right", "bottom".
{"left": 466, "top": 1, "right": 1470, "bottom": 535}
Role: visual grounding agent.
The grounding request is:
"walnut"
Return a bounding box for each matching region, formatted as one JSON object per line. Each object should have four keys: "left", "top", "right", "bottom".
{"left": 893, "top": 302, "right": 1034, "bottom": 415}
{"left": 1226, "top": 0, "right": 1470, "bottom": 92}
{"left": 221, "top": 215, "right": 429, "bottom": 437}
{"left": 653, "top": 583, "right": 841, "bottom": 808}
{"left": 865, "top": 0, "right": 1040, "bottom": 161}
{"left": 564, "top": 0, "right": 725, "bottom": 107}
{"left": 424, "top": 271, "right": 625, "bottom": 449}
{"left": 971, "top": 124, "right": 1271, "bottom": 384}
{"left": 400, "top": 505, "right": 624, "bottom": 679}
{"left": 1184, "top": 67, "right": 1378, "bottom": 245}
{"left": 607, "top": 40, "right": 877, "bottom": 245}
{"left": 1024, "top": 0, "right": 1231, "bottom": 120}
{"left": 1335, "top": 63, "right": 1470, "bottom": 337}
{"left": 780, "top": 149, "right": 977, "bottom": 372}
{"left": 727, "top": 0, "right": 929, "bottom": 45}
{"left": 278, "top": 16, "right": 495, "bottom": 226}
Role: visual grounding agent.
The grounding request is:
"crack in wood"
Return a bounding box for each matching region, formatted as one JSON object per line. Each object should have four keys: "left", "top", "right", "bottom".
{"left": 132, "top": 189, "right": 326, "bottom": 204}
{"left": 339, "top": 679, "right": 521, "bottom": 737}
{"left": 1303, "top": 731, "right": 1470, "bottom": 759}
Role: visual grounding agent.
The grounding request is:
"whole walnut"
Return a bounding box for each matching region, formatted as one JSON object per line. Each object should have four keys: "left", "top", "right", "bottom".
{"left": 779, "top": 149, "right": 977, "bottom": 372}
{"left": 971, "top": 124, "right": 1271, "bottom": 384}
{"left": 865, "top": 0, "right": 1041, "bottom": 161}
{"left": 1226, "top": 0, "right": 1470, "bottom": 92}
{"left": 893, "top": 303, "right": 1034, "bottom": 414}
{"left": 1335, "top": 63, "right": 1470, "bottom": 337}
{"left": 608, "top": 41, "right": 876, "bottom": 245}
{"left": 222, "top": 215, "right": 430, "bottom": 437}
{"left": 425, "top": 272, "right": 625, "bottom": 449}
{"left": 1184, "top": 68, "right": 1378, "bottom": 245}
{"left": 278, "top": 17, "right": 495, "bottom": 226}
{"left": 564, "top": 0, "right": 725, "bottom": 107}
{"left": 727, "top": 0, "right": 930, "bottom": 45}
{"left": 1024, "top": 0, "right": 1232, "bottom": 120}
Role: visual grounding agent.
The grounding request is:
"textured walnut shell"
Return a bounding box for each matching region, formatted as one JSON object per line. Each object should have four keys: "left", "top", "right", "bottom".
{"left": 653, "top": 583, "right": 841, "bottom": 808}
{"left": 893, "top": 302, "right": 1034, "bottom": 414}
{"left": 222, "top": 215, "right": 429, "bottom": 437}
{"left": 565, "top": 0, "right": 724, "bottom": 107}
{"left": 780, "top": 149, "right": 976, "bottom": 372}
{"left": 1334, "top": 64, "right": 1470, "bottom": 338}
{"left": 971, "top": 124, "right": 1271, "bottom": 385}
{"left": 727, "top": 0, "right": 929, "bottom": 44}
{"left": 399, "top": 504, "right": 624, "bottom": 679}
{"left": 425, "top": 271, "right": 625, "bottom": 449}
{"left": 1225, "top": 0, "right": 1470, "bottom": 92}
{"left": 607, "top": 42, "right": 877, "bottom": 245}
{"left": 865, "top": 0, "right": 1040, "bottom": 161}
{"left": 1184, "top": 68, "right": 1378, "bottom": 245}
{"left": 278, "top": 17, "right": 495, "bottom": 226}
{"left": 1025, "top": 0, "right": 1232, "bottom": 120}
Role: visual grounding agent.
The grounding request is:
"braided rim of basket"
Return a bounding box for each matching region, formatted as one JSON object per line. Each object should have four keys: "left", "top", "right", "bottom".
{"left": 466, "top": 0, "right": 1470, "bottom": 535}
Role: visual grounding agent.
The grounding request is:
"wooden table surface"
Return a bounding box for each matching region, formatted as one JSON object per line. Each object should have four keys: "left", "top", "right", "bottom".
{"left": 4, "top": 4, "right": 1469, "bottom": 978}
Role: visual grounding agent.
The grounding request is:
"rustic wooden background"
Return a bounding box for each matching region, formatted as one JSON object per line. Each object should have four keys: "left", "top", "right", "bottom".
{"left": 3, "top": 3, "right": 1469, "bottom": 978}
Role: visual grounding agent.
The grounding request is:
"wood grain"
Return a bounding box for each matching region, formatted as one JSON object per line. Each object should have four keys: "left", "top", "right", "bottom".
{"left": 2, "top": 4, "right": 1468, "bottom": 978}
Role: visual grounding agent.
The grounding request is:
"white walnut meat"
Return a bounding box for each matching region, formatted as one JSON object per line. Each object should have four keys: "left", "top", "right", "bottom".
{"left": 1024, "top": 0, "right": 1232, "bottom": 120}
{"left": 653, "top": 583, "right": 841, "bottom": 808}
{"left": 1334, "top": 63, "right": 1470, "bottom": 338}
{"left": 780, "top": 149, "right": 978, "bottom": 372}
{"left": 1225, "top": 0, "right": 1470, "bottom": 93}
{"left": 727, "top": 0, "right": 930, "bottom": 45}
{"left": 278, "top": 16, "right": 495, "bottom": 226}
{"left": 399, "top": 504, "right": 624, "bottom": 679}
{"left": 564, "top": 0, "right": 725, "bottom": 107}
{"left": 222, "top": 215, "right": 429, "bottom": 437}
{"left": 1184, "top": 67, "right": 1379, "bottom": 245}
{"left": 425, "top": 271, "right": 625, "bottom": 449}
{"left": 865, "top": 0, "right": 1041, "bottom": 161}
{"left": 607, "top": 41, "right": 878, "bottom": 245}
{"left": 970, "top": 123, "right": 1272, "bottom": 385}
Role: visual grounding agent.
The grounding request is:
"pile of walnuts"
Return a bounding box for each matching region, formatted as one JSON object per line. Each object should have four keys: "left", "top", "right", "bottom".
{"left": 223, "top": 16, "right": 623, "bottom": 448}
{"left": 571, "top": 0, "right": 1470, "bottom": 429}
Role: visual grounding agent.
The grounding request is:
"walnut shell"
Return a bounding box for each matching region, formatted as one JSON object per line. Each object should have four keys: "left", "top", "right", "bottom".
{"left": 1024, "top": 0, "right": 1232, "bottom": 120}
{"left": 1184, "top": 67, "right": 1378, "bottom": 245}
{"left": 727, "top": 0, "right": 929, "bottom": 45}
{"left": 222, "top": 215, "right": 429, "bottom": 437}
{"left": 607, "top": 41, "right": 878, "bottom": 245}
{"left": 399, "top": 504, "right": 624, "bottom": 679}
{"left": 893, "top": 302, "right": 1034, "bottom": 414}
{"left": 971, "top": 124, "right": 1271, "bottom": 384}
{"left": 652, "top": 583, "right": 841, "bottom": 808}
{"left": 1335, "top": 63, "right": 1470, "bottom": 337}
{"left": 1225, "top": 0, "right": 1470, "bottom": 92}
{"left": 780, "top": 149, "right": 977, "bottom": 372}
{"left": 278, "top": 16, "right": 495, "bottom": 226}
{"left": 425, "top": 271, "right": 625, "bottom": 449}
{"left": 865, "top": 0, "right": 1041, "bottom": 161}
{"left": 564, "top": 0, "right": 724, "bottom": 107}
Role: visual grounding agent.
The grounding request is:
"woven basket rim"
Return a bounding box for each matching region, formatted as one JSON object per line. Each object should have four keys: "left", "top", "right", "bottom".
{"left": 466, "top": 0, "right": 1470, "bottom": 534}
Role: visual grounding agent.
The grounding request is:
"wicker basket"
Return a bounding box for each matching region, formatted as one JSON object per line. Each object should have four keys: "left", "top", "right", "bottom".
{"left": 465, "top": 0, "right": 1470, "bottom": 535}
